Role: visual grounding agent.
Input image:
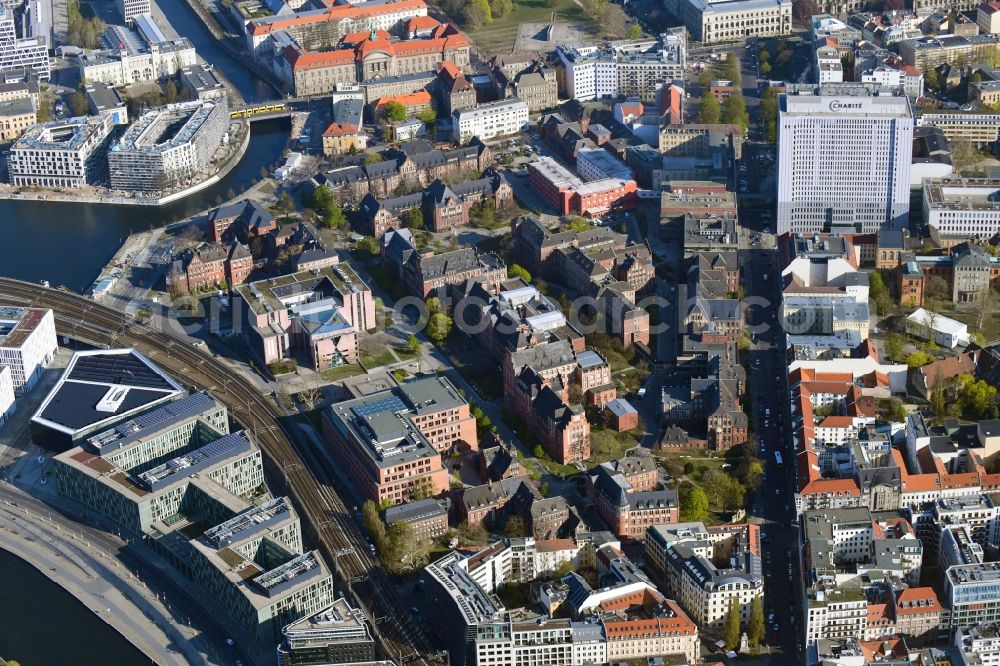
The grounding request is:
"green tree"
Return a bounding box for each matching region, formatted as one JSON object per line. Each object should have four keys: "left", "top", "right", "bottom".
{"left": 723, "top": 597, "right": 741, "bottom": 650}
{"left": 465, "top": 0, "right": 492, "bottom": 28}
{"left": 885, "top": 332, "right": 904, "bottom": 362}
{"left": 721, "top": 89, "right": 749, "bottom": 130}
{"left": 362, "top": 500, "right": 388, "bottom": 554}
{"left": 748, "top": 594, "right": 765, "bottom": 648}
{"left": 382, "top": 101, "right": 407, "bottom": 122}
{"left": 582, "top": 0, "right": 608, "bottom": 18}
{"left": 407, "top": 334, "right": 420, "bottom": 354}
{"left": 725, "top": 56, "right": 741, "bottom": 86}
{"left": 760, "top": 61, "right": 772, "bottom": 76}
{"left": 410, "top": 477, "right": 435, "bottom": 501}
{"left": 564, "top": 216, "right": 590, "bottom": 232}
{"left": 490, "top": 0, "right": 513, "bottom": 18}
{"left": 907, "top": 351, "right": 931, "bottom": 368}
{"left": 165, "top": 80, "right": 178, "bottom": 104}
{"left": 322, "top": 201, "right": 345, "bottom": 229}
{"left": 509, "top": 263, "right": 532, "bottom": 283}
{"left": 364, "top": 152, "right": 384, "bottom": 165}
{"left": 553, "top": 560, "right": 575, "bottom": 578}
{"left": 427, "top": 312, "right": 453, "bottom": 342}
{"left": 505, "top": 515, "right": 530, "bottom": 537}
{"left": 418, "top": 107, "right": 437, "bottom": 125}
{"left": 869, "top": 271, "right": 892, "bottom": 315}
{"left": 426, "top": 296, "right": 442, "bottom": 316}
{"left": 457, "top": 520, "right": 488, "bottom": 545}
{"left": 386, "top": 521, "right": 430, "bottom": 573}
{"left": 759, "top": 86, "right": 779, "bottom": 143}
{"left": 680, "top": 486, "right": 710, "bottom": 521}
{"left": 698, "top": 94, "right": 721, "bottom": 124}
{"left": 403, "top": 207, "right": 424, "bottom": 230}
{"left": 70, "top": 90, "right": 89, "bottom": 116}
{"left": 961, "top": 378, "right": 998, "bottom": 418}
{"left": 924, "top": 67, "right": 940, "bottom": 91}
{"left": 626, "top": 24, "right": 642, "bottom": 39}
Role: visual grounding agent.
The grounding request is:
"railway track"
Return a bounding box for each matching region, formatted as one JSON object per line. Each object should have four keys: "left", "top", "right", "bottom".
{"left": 0, "top": 278, "right": 439, "bottom": 665}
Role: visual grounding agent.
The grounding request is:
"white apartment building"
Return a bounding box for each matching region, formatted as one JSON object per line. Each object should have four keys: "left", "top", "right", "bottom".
{"left": 557, "top": 30, "right": 686, "bottom": 101}
{"left": 0, "top": 307, "right": 57, "bottom": 393}
{"left": 117, "top": 0, "right": 151, "bottom": 25}
{"left": 672, "top": 0, "right": 791, "bottom": 44}
{"left": 8, "top": 115, "right": 114, "bottom": 188}
{"left": 78, "top": 38, "right": 197, "bottom": 87}
{"left": 0, "top": 365, "right": 14, "bottom": 428}
{"left": 452, "top": 98, "right": 528, "bottom": 143}
{"left": 923, "top": 178, "right": 1000, "bottom": 238}
{"left": 955, "top": 623, "right": 1000, "bottom": 666}
{"left": 108, "top": 99, "right": 230, "bottom": 193}
{"left": 0, "top": 6, "right": 49, "bottom": 80}
{"left": 777, "top": 87, "right": 913, "bottom": 235}
{"left": 815, "top": 45, "right": 843, "bottom": 84}
{"left": 646, "top": 522, "right": 763, "bottom": 630}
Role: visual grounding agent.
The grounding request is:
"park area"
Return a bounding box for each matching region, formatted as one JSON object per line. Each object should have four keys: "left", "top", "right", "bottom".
{"left": 434, "top": 0, "right": 634, "bottom": 56}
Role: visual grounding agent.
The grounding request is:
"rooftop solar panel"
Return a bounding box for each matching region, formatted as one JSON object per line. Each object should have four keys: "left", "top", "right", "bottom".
{"left": 351, "top": 395, "right": 407, "bottom": 419}
{"left": 68, "top": 354, "right": 174, "bottom": 390}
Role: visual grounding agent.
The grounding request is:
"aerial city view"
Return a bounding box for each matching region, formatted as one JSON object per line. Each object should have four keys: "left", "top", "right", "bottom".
{"left": 9, "top": 0, "right": 1000, "bottom": 664}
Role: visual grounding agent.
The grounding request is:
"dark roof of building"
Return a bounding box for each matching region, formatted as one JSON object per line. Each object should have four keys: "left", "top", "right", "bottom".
{"left": 32, "top": 349, "right": 185, "bottom": 437}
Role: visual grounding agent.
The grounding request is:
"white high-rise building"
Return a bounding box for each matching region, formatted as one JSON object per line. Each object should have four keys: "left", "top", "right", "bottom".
{"left": 0, "top": 307, "right": 57, "bottom": 394}
{"left": 117, "top": 0, "right": 151, "bottom": 25}
{"left": 0, "top": 5, "right": 49, "bottom": 80}
{"left": 777, "top": 86, "right": 913, "bottom": 235}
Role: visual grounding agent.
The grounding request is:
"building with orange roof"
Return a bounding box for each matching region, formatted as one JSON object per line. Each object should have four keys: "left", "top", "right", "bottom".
{"left": 373, "top": 89, "right": 432, "bottom": 117}
{"left": 275, "top": 17, "right": 471, "bottom": 97}
{"left": 602, "top": 596, "right": 700, "bottom": 662}
{"left": 245, "top": 0, "right": 430, "bottom": 52}
{"left": 891, "top": 587, "right": 941, "bottom": 646}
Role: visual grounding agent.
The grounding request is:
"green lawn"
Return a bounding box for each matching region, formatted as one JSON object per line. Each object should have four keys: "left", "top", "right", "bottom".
{"left": 360, "top": 348, "right": 397, "bottom": 368}
{"left": 464, "top": 0, "right": 585, "bottom": 55}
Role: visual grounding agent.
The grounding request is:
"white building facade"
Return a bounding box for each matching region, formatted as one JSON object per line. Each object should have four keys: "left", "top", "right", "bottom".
{"left": 117, "top": 0, "right": 152, "bottom": 25}
{"left": 8, "top": 115, "right": 115, "bottom": 188}
{"left": 672, "top": 0, "right": 791, "bottom": 44}
{"left": 0, "top": 6, "right": 49, "bottom": 80}
{"left": 0, "top": 365, "right": 14, "bottom": 427}
{"left": 452, "top": 98, "right": 528, "bottom": 143}
{"left": 777, "top": 89, "right": 913, "bottom": 235}
{"left": 923, "top": 178, "right": 1000, "bottom": 238}
{"left": 108, "top": 99, "right": 230, "bottom": 192}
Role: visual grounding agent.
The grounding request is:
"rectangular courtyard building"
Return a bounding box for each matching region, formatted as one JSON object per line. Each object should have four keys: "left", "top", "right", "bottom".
{"left": 8, "top": 115, "right": 114, "bottom": 188}
{"left": 108, "top": 99, "right": 230, "bottom": 193}
{"left": 777, "top": 87, "right": 913, "bottom": 235}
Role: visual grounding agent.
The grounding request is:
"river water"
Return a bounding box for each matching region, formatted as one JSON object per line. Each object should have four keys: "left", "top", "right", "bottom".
{"left": 0, "top": 548, "right": 152, "bottom": 664}
{"left": 0, "top": 2, "right": 285, "bottom": 659}
{"left": 0, "top": 0, "right": 283, "bottom": 293}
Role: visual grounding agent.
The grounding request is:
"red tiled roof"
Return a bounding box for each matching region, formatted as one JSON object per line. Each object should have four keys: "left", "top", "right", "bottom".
{"left": 374, "top": 90, "right": 432, "bottom": 110}
{"left": 895, "top": 587, "right": 942, "bottom": 615}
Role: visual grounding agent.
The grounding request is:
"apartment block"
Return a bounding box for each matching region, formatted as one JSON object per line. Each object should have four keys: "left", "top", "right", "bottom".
{"left": 8, "top": 115, "right": 114, "bottom": 188}
{"left": 452, "top": 98, "right": 528, "bottom": 144}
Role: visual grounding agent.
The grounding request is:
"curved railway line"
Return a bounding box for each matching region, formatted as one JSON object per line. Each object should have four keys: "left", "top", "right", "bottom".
{"left": 0, "top": 278, "right": 437, "bottom": 665}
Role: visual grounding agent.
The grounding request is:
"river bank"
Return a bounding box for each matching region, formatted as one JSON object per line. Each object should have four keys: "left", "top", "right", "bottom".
{"left": 0, "top": 119, "right": 253, "bottom": 208}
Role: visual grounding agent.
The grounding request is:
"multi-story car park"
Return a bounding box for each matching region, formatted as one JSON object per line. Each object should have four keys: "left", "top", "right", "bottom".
{"left": 108, "top": 99, "right": 230, "bottom": 193}
{"left": 0, "top": 306, "right": 56, "bottom": 393}
{"left": 777, "top": 85, "right": 913, "bottom": 234}
{"left": 7, "top": 115, "right": 115, "bottom": 188}
{"left": 0, "top": 5, "right": 49, "bottom": 80}
{"left": 557, "top": 30, "right": 686, "bottom": 101}
{"left": 922, "top": 178, "right": 1000, "bottom": 239}
{"left": 670, "top": 0, "right": 791, "bottom": 44}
